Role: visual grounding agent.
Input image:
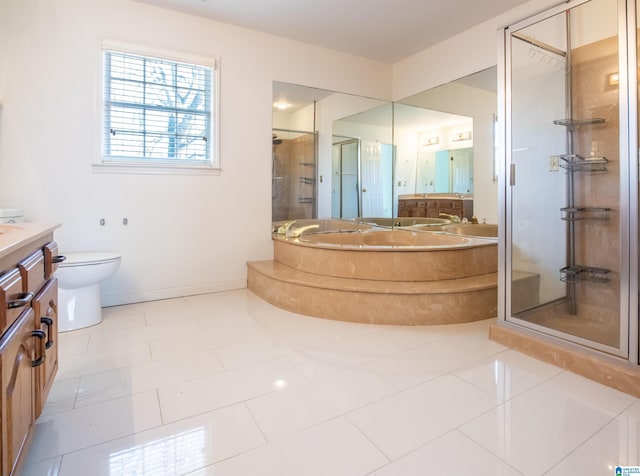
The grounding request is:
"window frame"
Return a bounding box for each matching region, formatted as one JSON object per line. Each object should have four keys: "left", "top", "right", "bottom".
{"left": 97, "top": 40, "right": 220, "bottom": 175}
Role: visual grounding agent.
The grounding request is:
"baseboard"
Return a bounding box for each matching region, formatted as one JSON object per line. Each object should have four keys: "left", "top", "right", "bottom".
{"left": 101, "top": 279, "right": 248, "bottom": 307}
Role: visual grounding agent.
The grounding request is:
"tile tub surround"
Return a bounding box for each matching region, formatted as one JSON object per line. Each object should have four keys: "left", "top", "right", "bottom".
{"left": 248, "top": 228, "right": 499, "bottom": 325}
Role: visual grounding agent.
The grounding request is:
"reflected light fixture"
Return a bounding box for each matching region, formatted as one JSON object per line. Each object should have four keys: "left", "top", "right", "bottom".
{"left": 452, "top": 131, "right": 472, "bottom": 142}
{"left": 422, "top": 136, "right": 439, "bottom": 147}
{"left": 608, "top": 72, "right": 619, "bottom": 86}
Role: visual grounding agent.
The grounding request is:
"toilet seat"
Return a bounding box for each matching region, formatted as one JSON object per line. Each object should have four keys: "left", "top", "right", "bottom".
{"left": 59, "top": 251, "right": 121, "bottom": 267}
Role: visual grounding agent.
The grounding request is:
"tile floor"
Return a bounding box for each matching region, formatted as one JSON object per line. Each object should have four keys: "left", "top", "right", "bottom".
{"left": 19, "top": 289, "right": 640, "bottom": 476}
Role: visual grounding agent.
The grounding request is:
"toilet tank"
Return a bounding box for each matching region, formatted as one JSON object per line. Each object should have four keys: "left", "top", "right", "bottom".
{"left": 0, "top": 209, "right": 25, "bottom": 224}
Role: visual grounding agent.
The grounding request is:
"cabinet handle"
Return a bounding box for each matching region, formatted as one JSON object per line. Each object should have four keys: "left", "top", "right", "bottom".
{"left": 52, "top": 255, "right": 66, "bottom": 264}
{"left": 7, "top": 292, "right": 34, "bottom": 309}
{"left": 31, "top": 330, "right": 46, "bottom": 367}
{"left": 40, "top": 317, "right": 54, "bottom": 349}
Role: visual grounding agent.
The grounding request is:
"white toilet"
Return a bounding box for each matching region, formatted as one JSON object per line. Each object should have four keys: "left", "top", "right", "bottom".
{"left": 56, "top": 252, "right": 122, "bottom": 332}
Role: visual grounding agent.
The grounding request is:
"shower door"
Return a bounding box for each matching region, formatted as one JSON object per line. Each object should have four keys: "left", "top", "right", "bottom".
{"left": 505, "top": 0, "right": 631, "bottom": 356}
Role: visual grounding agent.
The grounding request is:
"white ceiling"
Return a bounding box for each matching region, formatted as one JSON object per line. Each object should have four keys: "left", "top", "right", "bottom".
{"left": 135, "top": 0, "right": 530, "bottom": 63}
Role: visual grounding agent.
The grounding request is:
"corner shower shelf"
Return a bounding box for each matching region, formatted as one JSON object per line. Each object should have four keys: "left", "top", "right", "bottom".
{"left": 560, "top": 265, "right": 610, "bottom": 284}
{"left": 553, "top": 118, "right": 606, "bottom": 130}
{"left": 560, "top": 207, "right": 611, "bottom": 221}
{"left": 552, "top": 116, "right": 610, "bottom": 313}
{"left": 556, "top": 154, "right": 608, "bottom": 172}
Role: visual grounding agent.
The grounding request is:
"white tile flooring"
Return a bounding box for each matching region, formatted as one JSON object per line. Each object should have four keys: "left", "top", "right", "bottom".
{"left": 19, "top": 289, "right": 640, "bottom": 476}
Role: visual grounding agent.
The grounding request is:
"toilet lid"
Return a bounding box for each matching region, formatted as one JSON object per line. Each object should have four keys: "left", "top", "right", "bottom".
{"left": 58, "top": 251, "right": 121, "bottom": 267}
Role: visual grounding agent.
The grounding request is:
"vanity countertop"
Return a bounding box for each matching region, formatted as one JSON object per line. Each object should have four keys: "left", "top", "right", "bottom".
{"left": 0, "top": 223, "right": 61, "bottom": 260}
{"left": 399, "top": 193, "right": 473, "bottom": 200}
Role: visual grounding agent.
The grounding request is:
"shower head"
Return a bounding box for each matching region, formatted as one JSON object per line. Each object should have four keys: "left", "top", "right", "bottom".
{"left": 272, "top": 134, "right": 283, "bottom": 145}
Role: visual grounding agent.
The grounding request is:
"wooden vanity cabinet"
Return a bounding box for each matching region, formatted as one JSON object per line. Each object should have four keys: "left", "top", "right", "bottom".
{"left": 0, "top": 232, "right": 59, "bottom": 475}
{"left": 397, "top": 196, "right": 473, "bottom": 220}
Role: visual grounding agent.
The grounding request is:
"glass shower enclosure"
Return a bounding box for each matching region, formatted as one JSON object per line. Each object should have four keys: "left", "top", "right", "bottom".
{"left": 272, "top": 128, "right": 318, "bottom": 221}
{"left": 502, "top": 0, "right": 638, "bottom": 360}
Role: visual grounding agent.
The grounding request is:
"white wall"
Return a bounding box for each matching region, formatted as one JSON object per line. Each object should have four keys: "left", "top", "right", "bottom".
{"left": 0, "top": 0, "right": 391, "bottom": 305}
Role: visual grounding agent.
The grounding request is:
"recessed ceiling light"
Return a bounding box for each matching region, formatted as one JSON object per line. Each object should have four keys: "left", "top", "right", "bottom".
{"left": 273, "top": 101, "right": 291, "bottom": 110}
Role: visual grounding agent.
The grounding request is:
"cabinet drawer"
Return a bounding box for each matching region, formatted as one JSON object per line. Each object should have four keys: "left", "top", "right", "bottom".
{"left": 427, "top": 200, "right": 438, "bottom": 208}
{"left": 44, "top": 242, "right": 64, "bottom": 279}
{"left": 437, "top": 200, "right": 454, "bottom": 209}
{"left": 451, "top": 201, "right": 463, "bottom": 209}
{"left": 33, "top": 278, "right": 58, "bottom": 416}
{"left": 398, "top": 201, "right": 406, "bottom": 209}
{"left": 18, "top": 250, "right": 45, "bottom": 295}
{"left": 0, "top": 269, "right": 29, "bottom": 337}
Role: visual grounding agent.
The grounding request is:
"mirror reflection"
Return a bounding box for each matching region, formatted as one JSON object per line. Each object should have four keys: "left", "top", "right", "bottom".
{"left": 272, "top": 66, "right": 498, "bottom": 225}
{"left": 332, "top": 103, "right": 393, "bottom": 219}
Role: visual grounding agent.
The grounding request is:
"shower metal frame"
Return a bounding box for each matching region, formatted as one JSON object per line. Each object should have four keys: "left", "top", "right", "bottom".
{"left": 499, "top": 0, "right": 637, "bottom": 361}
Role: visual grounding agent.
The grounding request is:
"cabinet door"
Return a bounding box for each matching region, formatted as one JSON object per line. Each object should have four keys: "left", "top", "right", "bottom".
{"left": 0, "top": 308, "right": 37, "bottom": 476}
{"left": 32, "top": 278, "right": 58, "bottom": 417}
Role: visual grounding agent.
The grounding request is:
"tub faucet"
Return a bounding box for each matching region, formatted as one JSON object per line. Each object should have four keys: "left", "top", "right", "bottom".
{"left": 287, "top": 224, "right": 320, "bottom": 238}
{"left": 275, "top": 220, "right": 297, "bottom": 236}
{"left": 438, "top": 213, "right": 461, "bottom": 223}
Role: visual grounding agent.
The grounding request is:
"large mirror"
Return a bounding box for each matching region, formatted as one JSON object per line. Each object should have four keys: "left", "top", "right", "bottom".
{"left": 272, "top": 66, "right": 498, "bottom": 224}
{"left": 272, "top": 82, "right": 389, "bottom": 221}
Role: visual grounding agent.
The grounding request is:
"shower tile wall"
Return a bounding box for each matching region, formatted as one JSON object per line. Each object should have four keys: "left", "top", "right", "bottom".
{"left": 272, "top": 135, "right": 316, "bottom": 221}
{"left": 572, "top": 36, "right": 620, "bottom": 338}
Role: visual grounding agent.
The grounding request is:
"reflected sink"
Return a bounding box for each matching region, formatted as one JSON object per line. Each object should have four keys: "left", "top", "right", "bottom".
{"left": 441, "top": 223, "right": 497, "bottom": 238}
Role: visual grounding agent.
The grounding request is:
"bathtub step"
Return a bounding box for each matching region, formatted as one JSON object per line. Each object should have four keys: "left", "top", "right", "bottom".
{"left": 247, "top": 260, "right": 497, "bottom": 325}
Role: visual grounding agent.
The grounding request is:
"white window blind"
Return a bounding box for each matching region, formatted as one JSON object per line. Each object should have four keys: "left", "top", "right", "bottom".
{"left": 103, "top": 47, "right": 216, "bottom": 167}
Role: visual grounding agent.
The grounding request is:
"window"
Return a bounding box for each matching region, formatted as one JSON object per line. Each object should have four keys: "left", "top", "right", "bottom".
{"left": 101, "top": 41, "right": 218, "bottom": 170}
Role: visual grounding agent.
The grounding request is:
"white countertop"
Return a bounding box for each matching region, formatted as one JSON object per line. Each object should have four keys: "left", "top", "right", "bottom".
{"left": 0, "top": 223, "right": 61, "bottom": 259}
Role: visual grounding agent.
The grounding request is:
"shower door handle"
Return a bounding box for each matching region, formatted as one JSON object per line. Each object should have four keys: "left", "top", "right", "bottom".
{"left": 510, "top": 163, "right": 516, "bottom": 186}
